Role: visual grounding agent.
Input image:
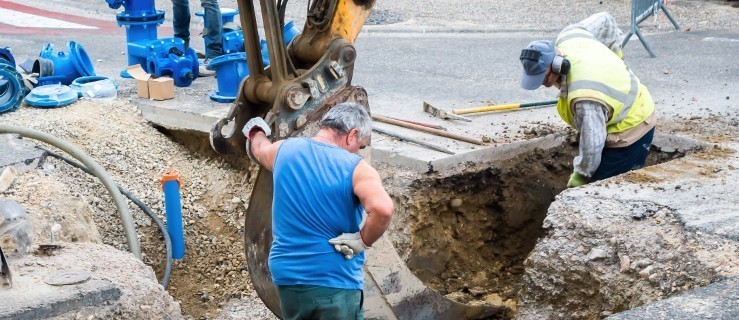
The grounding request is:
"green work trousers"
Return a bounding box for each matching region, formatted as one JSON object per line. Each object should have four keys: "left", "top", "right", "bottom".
{"left": 277, "top": 284, "right": 364, "bottom": 320}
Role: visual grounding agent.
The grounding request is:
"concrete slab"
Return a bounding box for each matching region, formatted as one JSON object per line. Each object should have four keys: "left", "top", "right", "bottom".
{"left": 607, "top": 277, "right": 739, "bottom": 320}
{"left": 0, "top": 276, "right": 121, "bottom": 320}
{"left": 0, "top": 134, "right": 45, "bottom": 173}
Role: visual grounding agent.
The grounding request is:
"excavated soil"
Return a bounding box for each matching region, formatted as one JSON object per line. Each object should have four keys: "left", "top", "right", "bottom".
{"left": 1, "top": 101, "right": 264, "bottom": 319}
{"left": 382, "top": 132, "right": 695, "bottom": 316}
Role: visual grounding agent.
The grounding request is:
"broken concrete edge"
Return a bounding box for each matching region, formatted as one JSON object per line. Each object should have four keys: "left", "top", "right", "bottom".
{"left": 372, "top": 133, "right": 568, "bottom": 174}
{"left": 516, "top": 139, "right": 739, "bottom": 319}
{"left": 0, "top": 134, "right": 49, "bottom": 174}
{"left": 371, "top": 132, "right": 710, "bottom": 176}
{"left": 133, "top": 98, "right": 224, "bottom": 133}
{"left": 606, "top": 277, "right": 738, "bottom": 320}
{"left": 0, "top": 279, "right": 122, "bottom": 320}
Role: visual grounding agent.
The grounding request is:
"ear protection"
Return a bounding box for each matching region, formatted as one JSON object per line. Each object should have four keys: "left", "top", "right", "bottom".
{"left": 551, "top": 55, "right": 570, "bottom": 75}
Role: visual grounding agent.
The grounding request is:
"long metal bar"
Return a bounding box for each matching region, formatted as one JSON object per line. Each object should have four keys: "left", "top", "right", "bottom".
{"left": 237, "top": 0, "right": 265, "bottom": 78}
{"left": 260, "top": 0, "right": 289, "bottom": 86}
{"left": 373, "top": 126, "right": 455, "bottom": 155}
{"left": 372, "top": 114, "right": 484, "bottom": 145}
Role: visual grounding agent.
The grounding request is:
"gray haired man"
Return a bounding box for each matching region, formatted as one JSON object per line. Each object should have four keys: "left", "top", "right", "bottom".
{"left": 244, "top": 102, "right": 394, "bottom": 319}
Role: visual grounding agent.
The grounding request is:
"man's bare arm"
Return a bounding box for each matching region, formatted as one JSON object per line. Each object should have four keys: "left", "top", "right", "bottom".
{"left": 249, "top": 131, "right": 283, "bottom": 172}
{"left": 352, "top": 160, "right": 394, "bottom": 247}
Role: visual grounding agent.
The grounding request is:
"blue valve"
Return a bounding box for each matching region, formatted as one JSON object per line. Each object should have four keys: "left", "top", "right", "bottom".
{"left": 38, "top": 41, "right": 96, "bottom": 86}
{"left": 105, "top": 0, "right": 197, "bottom": 87}
{"left": 161, "top": 170, "right": 185, "bottom": 259}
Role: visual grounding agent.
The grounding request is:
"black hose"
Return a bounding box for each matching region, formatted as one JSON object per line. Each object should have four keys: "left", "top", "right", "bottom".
{"left": 42, "top": 149, "right": 173, "bottom": 289}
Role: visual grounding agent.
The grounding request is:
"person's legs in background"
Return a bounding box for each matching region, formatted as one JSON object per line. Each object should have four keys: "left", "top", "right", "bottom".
{"left": 171, "top": 0, "right": 191, "bottom": 49}
{"left": 200, "top": 0, "right": 223, "bottom": 59}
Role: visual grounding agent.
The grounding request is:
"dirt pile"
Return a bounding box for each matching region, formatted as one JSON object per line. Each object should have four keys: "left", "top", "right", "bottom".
{"left": 1, "top": 101, "right": 266, "bottom": 318}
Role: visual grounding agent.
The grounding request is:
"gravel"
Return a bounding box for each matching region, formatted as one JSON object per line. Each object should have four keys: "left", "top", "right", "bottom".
{"left": 1, "top": 100, "right": 262, "bottom": 319}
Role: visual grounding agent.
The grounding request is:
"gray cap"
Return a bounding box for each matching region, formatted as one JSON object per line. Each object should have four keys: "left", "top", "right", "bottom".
{"left": 519, "top": 40, "right": 556, "bottom": 90}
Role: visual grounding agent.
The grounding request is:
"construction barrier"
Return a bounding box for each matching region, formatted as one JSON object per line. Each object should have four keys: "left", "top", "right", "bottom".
{"left": 621, "top": 0, "right": 681, "bottom": 57}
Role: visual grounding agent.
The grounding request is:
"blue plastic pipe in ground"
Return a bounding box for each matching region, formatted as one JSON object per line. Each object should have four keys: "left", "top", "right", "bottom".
{"left": 162, "top": 171, "right": 185, "bottom": 259}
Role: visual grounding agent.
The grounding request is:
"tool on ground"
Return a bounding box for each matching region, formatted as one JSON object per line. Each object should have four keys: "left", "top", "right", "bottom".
{"left": 423, "top": 101, "right": 472, "bottom": 122}
{"left": 162, "top": 170, "right": 185, "bottom": 260}
{"left": 373, "top": 126, "right": 454, "bottom": 155}
{"left": 372, "top": 114, "right": 484, "bottom": 145}
{"left": 383, "top": 115, "right": 446, "bottom": 131}
{"left": 452, "top": 100, "right": 558, "bottom": 115}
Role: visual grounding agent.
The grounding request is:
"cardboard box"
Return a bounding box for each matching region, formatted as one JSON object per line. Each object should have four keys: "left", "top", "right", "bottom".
{"left": 127, "top": 65, "right": 174, "bottom": 101}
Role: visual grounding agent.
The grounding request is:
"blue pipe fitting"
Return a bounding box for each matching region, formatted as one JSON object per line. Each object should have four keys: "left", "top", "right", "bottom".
{"left": 283, "top": 21, "right": 300, "bottom": 45}
{"left": 0, "top": 47, "right": 16, "bottom": 68}
{"left": 0, "top": 57, "right": 25, "bottom": 114}
{"left": 140, "top": 38, "right": 199, "bottom": 87}
{"left": 207, "top": 53, "right": 248, "bottom": 103}
{"left": 196, "top": 8, "right": 239, "bottom": 26}
{"left": 161, "top": 171, "right": 185, "bottom": 260}
{"left": 25, "top": 84, "right": 79, "bottom": 108}
{"left": 105, "top": 0, "right": 197, "bottom": 87}
{"left": 222, "top": 30, "right": 244, "bottom": 54}
{"left": 38, "top": 41, "right": 96, "bottom": 86}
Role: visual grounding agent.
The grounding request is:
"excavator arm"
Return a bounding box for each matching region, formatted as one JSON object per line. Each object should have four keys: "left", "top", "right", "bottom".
{"left": 209, "top": 0, "right": 375, "bottom": 157}
{"left": 208, "top": 1, "right": 375, "bottom": 318}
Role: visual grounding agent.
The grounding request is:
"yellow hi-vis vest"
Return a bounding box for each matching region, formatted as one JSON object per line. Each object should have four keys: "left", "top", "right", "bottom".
{"left": 555, "top": 28, "right": 654, "bottom": 134}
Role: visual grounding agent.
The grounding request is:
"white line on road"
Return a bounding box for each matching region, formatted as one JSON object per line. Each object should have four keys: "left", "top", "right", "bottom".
{"left": 0, "top": 8, "right": 97, "bottom": 29}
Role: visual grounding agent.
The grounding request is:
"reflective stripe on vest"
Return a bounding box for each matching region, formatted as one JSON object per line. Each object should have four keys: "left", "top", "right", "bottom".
{"left": 556, "top": 29, "right": 641, "bottom": 127}
{"left": 556, "top": 28, "right": 654, "bottom": 133}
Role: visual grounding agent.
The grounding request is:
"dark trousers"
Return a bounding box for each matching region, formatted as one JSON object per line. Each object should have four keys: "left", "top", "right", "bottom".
{"left": 277, "top": 285, "right": 363, "bottom": 320}
{"left": 592, "top": 127, "right": 655, "bottom": 181}
{"left": 171, "top": 0, "right": 223, "bottom": 58}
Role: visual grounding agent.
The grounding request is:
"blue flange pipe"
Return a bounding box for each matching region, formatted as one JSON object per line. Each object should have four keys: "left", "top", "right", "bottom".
{"left": 105, "top": 0, "right": 197, "bottom": 87}
{"left": 161, "top": 171, "right": 185, "bottom": 259}
{"left": 196, "top": 8, "right": 239, "bottom": 26}
{"left": 0, "top": 47, "right": 16, "bottom": 68}
{"left": 38, "top": 41, "right": 96, "bottom": 86}
{"left": 0, "top": 54, "right": 25, "bottom": 114}
{"left": 208, "top": 23, "right": 299, "bottom": 103}
{"left": 207, "top": 52, "right": 247, "bottom": 103}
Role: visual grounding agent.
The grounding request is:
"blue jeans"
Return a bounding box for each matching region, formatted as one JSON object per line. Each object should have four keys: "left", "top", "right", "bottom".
{"left": 592, "top": 127, "right": 655, "bottom": 181}
{"left": 172, "top": 0, "right": 223, "bottom": 59}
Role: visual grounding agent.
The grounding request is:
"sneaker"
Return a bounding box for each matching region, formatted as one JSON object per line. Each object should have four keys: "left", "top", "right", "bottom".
{"left": 198, "top": 58, "right": 215, "bottom": 77}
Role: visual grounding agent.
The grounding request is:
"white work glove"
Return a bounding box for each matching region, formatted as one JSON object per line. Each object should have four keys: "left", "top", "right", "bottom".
{"left": 328, "top": 232, "right": 370, "bottom": 260}
{"left": 242, "top": 117, "right": 271, "bottom": 165}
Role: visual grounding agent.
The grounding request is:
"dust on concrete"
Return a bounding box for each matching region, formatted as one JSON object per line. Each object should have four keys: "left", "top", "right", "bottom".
{"left": 9, "top": 242, "right": 183, "bottom": 319}
{"left": 0, "top": 100, "right": 268, "bottom": 318}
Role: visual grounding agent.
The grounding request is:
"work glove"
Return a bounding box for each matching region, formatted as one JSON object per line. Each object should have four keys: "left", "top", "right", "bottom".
{"left": 567, "top": 171, "right": 589, "bottom": 188}
{"left": 328, "top": 232, "right": 369, "bottom": 260}
{"left": 242, "top": 117, "right": 271, "bottom": 165}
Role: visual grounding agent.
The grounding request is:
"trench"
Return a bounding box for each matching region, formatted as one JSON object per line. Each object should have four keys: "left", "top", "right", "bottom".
{"left": 159, "top": 127, "right": 700, "bottom": 318}
{"left": 386, "top": 133, "right": 696, "bottom": 317}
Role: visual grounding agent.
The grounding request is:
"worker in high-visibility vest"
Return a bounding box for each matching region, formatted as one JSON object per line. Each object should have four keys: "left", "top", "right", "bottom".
{"left": 519, "top": 12, "right": 656, "bottom": 188}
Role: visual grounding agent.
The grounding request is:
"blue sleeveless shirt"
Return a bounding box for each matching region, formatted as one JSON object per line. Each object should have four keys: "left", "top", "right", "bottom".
{"left": 268, "top": 138, "right": 365, "bottom": 290}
